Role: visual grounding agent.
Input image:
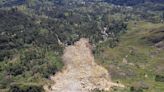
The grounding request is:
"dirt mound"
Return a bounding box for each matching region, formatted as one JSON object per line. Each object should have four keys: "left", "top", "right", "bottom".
{"left": 44, "top": 38, "right": 124, "bottom": 92}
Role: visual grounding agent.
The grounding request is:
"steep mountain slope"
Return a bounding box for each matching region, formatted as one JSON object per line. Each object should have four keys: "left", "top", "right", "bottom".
{"left": 0, "top": 0, "right": 164, "bottom": 92}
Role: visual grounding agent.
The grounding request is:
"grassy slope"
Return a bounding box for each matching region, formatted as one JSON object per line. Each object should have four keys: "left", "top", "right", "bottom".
{"left": 95, "top": 21, "right": 164, "bottom": 92}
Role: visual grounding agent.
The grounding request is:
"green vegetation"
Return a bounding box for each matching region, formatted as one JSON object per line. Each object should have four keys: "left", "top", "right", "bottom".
{"left": 0, "top": 47, "right": 63, "bottom": 91}
{"left": 9, "top": 83, "right": 44, "bottom": 92}
{"left": 95, "top": 22, "right": 164, "bottom": 92}
{"left": 0, "top": 0, "right": 164, "bottom": 92}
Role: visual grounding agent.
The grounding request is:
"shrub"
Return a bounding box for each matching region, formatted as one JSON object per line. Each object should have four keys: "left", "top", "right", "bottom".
{"left": 9, "top": 83, "right": 44, "bottom": 92}
{"left": 6, "top": 63, "right": 25, "bottom": 76}
{"left": 130, "top": 86, "right": 143, "bottom": 92}
{"left": 155, "top": 75, "right": 164, "bottom": 82}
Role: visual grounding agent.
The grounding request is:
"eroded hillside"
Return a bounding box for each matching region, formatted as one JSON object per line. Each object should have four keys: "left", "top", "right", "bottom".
{"left": 44, "top": 38, "right": 124, "bottom": 92}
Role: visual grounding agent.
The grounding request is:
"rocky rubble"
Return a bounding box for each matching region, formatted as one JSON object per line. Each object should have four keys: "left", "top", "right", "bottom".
{"left": 44, "top": 38, "right": 124, "bottom": 92}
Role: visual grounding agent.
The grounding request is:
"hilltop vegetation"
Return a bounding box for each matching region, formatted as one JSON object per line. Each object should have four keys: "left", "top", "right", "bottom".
{"left": 105, "top": 0, "right": 164, "bottom": 6}
{"left": 0, "top": 0, "right": 163, "bottom": 92}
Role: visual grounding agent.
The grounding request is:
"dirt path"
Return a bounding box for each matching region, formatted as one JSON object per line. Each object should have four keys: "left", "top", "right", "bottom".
{"left": 44, "top": 38, "right": 124, "bottom": 92}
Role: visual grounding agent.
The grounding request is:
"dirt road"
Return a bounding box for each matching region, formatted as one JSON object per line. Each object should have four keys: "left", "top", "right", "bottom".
{"left": 44, "top": 38, "right": 124, "bottom": 92}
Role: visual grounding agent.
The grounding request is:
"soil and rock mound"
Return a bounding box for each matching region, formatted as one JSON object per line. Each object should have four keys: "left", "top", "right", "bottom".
{"left": 44, "top": 38, "right": 124, "bottom": 92}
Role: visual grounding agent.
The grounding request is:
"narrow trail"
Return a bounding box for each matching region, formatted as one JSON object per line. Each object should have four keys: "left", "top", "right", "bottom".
{"left": 44, "top": 38, "right": 124, "bottom": 92}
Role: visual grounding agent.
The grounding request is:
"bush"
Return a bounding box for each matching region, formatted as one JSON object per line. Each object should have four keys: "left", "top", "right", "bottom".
{"left": 130, "top": 86, "right": 143, "bottom": 92}
{"left": 155, "top": 75, "right": 164, "bottom": 82}
{"left": 6, "top": 63, "right": 25, "bottom": 76}
{"left": 9, "top": 83, "right": 44, "bottom": 92}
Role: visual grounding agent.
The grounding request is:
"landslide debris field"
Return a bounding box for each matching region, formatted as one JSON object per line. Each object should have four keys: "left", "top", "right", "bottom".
{"left": 44, "top": 38, "right": 124, "bottom": 92}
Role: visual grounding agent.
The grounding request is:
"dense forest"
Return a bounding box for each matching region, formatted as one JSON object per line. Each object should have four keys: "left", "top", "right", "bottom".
{"left": 105, "top": 0, "right": 164, "bottom": 6}
{"left": 0, "top": 0, "right": 164, "bottom": 92}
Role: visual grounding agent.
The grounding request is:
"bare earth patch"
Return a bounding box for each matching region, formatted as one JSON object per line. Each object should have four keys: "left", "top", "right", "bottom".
{"left": 44, "top": 38, "right": 124, "bottom": 92}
